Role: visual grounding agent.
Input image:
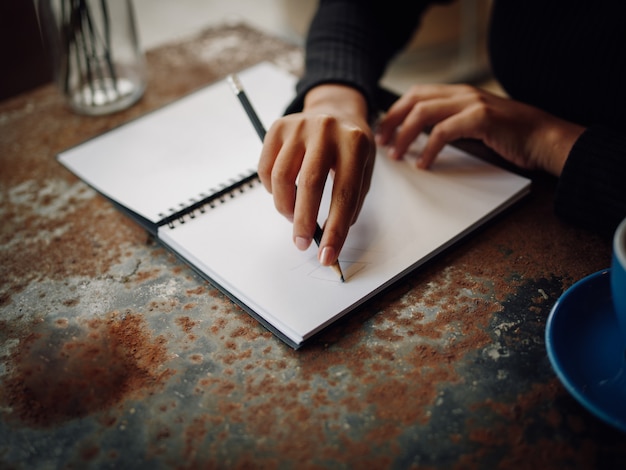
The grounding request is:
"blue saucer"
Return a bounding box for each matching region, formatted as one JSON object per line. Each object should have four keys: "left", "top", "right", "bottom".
{"left": 546, "top": 269, "right": 626, "bottom": 433}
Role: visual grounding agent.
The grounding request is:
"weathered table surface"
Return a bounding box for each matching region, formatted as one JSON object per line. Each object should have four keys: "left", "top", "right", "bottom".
{"left": 1, "top": 23, "right": 624, "bottom": 469}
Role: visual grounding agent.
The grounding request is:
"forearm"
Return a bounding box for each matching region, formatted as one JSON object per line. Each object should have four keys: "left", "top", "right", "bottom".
{"left": 286, "top": 0, "right": 432, "bottom": 115}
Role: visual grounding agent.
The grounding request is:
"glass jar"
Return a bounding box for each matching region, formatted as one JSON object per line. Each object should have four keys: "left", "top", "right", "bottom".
{"left": 37, "top": 0, "right": 146, "bottom": 116}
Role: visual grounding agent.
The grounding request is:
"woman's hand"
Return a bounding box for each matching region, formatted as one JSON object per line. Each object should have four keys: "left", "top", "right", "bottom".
{"left": 259, "top": 84, "right": 376, "bottom": 266}
{"left": 375, "top": 84, "right": 585, "bottom": 176}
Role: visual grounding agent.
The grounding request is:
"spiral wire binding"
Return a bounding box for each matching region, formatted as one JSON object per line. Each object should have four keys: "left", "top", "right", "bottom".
{"left": 158, "top": 171, "right": 260, "bottom": 229}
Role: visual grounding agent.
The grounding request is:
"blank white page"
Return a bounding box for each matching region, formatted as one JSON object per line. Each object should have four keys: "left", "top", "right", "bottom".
{"left": 58, "top": 62, "right": 295, "bottom": 224}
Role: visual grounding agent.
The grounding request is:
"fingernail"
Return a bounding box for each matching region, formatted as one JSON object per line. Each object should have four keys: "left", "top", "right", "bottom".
{"left": 295, "top": 236, "right": 310, "bottom": 251}
{"left": 319, "top": 246, "right": 336, "bottom": 266}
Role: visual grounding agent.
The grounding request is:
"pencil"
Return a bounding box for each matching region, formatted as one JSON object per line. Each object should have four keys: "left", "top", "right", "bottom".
{"left": 227, "top": 73, "right": 345, "bottom": 283}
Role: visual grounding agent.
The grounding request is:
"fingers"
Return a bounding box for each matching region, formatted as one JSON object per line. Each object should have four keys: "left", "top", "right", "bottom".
{"left": 258, "top": 119, "right": 287, "bottom": 193}
{"left": 376, "top": 84, "right": 489, "bottom": 167}
{"left": 391, "top": 97, "right": 473, "bottom": 162}
{"left": 259, "top": 113, "right": 374, "bottom": 266}
{"left": 292, "top": 127, "right": 334, "bottom": 250}
{"left": 320, "top": 125, "right": 374, "bottom": 262}
{"left": 259, "top": 118, "right": 302, "bottom": 221}
{"left": 376, "top": 84, "right": 461, "bottom": 146}
{"left": 418, "top": 104, "right": 486, "bottom": 168}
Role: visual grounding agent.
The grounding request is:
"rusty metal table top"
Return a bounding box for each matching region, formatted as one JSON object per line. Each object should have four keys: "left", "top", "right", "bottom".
{"left": 1, "top": 23, "right": 624, "bottom": 469}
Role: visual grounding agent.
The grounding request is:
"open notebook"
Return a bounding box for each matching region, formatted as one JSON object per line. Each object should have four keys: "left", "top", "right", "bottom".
{"left": 58, "top": 62, "right": 531, "bottom": 348}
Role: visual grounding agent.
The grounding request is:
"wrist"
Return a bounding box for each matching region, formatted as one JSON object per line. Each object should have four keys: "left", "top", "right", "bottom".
{"left": 540, "top": 121, "right": 586, "bottom": 176}
{"left": 303, "top": 84, "right": 370, "bottom": 126}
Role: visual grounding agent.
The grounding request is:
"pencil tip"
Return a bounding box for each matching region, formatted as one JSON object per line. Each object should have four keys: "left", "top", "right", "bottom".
{"left": 331, "top": 260, "right": 345, "bottom": 283}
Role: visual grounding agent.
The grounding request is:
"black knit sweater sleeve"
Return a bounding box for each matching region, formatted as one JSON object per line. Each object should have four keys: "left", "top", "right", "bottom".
{"left": 555, "top": 127, "right": 626, "bottom": 236}
{"left": 285, "top": 0, "right": 438, "bottom": 116}
{"left": 489, "top": 1, "right": 626, "bottom": 235}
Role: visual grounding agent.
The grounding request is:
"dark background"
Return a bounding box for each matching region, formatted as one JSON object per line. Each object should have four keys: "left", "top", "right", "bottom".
{"left": 0, "top": 1, "right": 52, "bottom": 101}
